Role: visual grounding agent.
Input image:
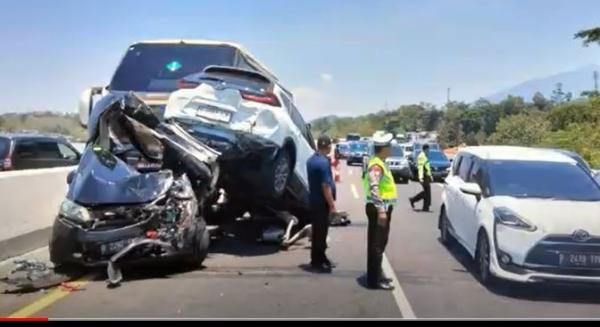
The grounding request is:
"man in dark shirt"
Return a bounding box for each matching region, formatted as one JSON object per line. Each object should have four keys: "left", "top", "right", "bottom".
{"left": 306, "top": 134, "right": 337, "bottom": 272}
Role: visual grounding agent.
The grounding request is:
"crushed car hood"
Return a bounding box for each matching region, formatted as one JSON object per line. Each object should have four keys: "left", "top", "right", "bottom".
{"left": 67, "top": 149, "right": 173, "bottom": 206}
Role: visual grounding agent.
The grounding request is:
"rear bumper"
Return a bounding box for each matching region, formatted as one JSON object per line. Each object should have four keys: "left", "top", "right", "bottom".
{"left": 347, "top": 156, "right": 364, "bottom": 165}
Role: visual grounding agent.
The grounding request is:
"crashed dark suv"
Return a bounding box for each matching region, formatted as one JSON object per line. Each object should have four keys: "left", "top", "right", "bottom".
{"left": 50, "top": 94, "right": 219, "bottom": 284}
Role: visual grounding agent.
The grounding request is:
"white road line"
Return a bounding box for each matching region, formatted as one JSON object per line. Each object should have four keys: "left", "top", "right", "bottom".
{"left": 350, "top": 183, "right": 359, "bottom": 199}
{"left": 382, "top": 254, "right": 417, "bottom": 319}
{"left": 348, "top": 169, "right": 353, "bottom": 176}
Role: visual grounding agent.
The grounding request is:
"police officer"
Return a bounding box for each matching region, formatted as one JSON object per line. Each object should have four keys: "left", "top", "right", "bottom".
{"left": 410, "top": 144, "right": 432, "bottom": 212}
{"left": 363, "top": 132, "right": 397, "bottom": 290}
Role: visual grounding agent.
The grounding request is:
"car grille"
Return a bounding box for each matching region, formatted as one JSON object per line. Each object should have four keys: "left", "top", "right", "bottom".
{"left": 525, "top": 235, "right": 600, "bottom": 272}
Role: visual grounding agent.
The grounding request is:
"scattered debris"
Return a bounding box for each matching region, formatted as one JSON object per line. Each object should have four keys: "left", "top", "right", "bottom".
{"left": 330, "top": 211, "right": 351, "bottom": 227}
{"left": 0, "top": 259, "right": 82, "bottom": 294}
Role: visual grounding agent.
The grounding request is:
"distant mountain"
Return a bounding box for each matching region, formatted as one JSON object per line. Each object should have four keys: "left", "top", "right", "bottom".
{"left": 486, "top": 64, "right": 600, "bottom": 102}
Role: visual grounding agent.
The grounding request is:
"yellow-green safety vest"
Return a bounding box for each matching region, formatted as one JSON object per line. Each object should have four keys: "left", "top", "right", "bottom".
{"left": 362, "top": 156, "right": 398, "bottom": 203}
{"left": 417, "top": 151, "right": 432, "bottom": 180}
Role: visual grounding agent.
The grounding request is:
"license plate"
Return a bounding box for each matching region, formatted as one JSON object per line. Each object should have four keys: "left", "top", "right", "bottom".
{"left": 100, "top": 238, "right": 135, "bottom": 256}
{"left": 196, "top": 105, "right": 232, "bottom": 123}
{"left": 558, "top": 253, "right": 600, "bottom": 268}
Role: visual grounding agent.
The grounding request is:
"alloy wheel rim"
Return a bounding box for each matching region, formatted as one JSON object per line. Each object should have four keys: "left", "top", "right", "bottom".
{"left": 274, "top": 156, "right": 290, "bottom": 193}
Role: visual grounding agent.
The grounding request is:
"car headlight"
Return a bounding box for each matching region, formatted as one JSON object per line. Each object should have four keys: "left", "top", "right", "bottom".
{"left": 493, "top": 207, "right": 536, "bottom": 232}
{"left": 59, "top": 198, "right": 92, "bottom": 223}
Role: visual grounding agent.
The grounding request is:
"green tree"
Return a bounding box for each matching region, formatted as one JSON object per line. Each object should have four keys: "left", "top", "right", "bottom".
{"left": 532, "top": 92, "right": 550, "bottom": 110}
{"left": 575, "top": 27, "right": 600, "bottom": 46}
{"left": 543, "top": 122, "right": 600, "bottom": 168}
{"left": 487, "top": 113, "right": 550, "bottom": 146}
{"left": 551, "top": 83, "right": 572, "bottom": 104}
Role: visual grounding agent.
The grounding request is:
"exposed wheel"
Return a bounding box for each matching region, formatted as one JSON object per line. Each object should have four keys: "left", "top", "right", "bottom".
{"left": 185, "top": 219, "right": 210, "bottom": 268}
{"left": 269, "top": 148, "right": 292, "bottom": 199}
{"left": 439, "top": 209, "right": 455, "bottom": 246}
{"left": 475, "top": 231, "right": 496, "bottom": 286}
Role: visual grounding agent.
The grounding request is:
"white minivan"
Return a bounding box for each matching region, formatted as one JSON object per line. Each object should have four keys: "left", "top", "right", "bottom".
{"left": 440, "top": 146, "right": 600, "bottom": 285}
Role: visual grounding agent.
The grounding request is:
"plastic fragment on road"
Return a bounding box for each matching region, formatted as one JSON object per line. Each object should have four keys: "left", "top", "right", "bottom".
{"left": 0, "top": 259, "right": 83, "bottom": 294}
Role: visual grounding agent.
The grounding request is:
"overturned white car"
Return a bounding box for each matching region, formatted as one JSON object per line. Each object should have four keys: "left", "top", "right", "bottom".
{"left": 164, "top": 65, "right": 316, "bottom": 218}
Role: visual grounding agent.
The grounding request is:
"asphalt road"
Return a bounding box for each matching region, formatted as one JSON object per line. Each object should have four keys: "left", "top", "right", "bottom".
{"left": 3, "top": 164, "right": 600, "bottom": 318}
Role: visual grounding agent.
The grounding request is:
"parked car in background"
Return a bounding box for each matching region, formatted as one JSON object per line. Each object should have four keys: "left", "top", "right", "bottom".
{"left": 409, "top": 149, "right": 451, "bottom": 182}
{"left": 347, "top": 140, "right": 369, "bottom": 166}
{"left": 346, "top": 133, "right": 361, "bottom": 142}
{"left": 440, "top": 146, "right": 600, "bottom": 286}
{"left": 386, "top": 144, "right": 411, "bottom": 184}
{"left": 335, "top": 142, "right": 350, "bottom": 159}
{"left": 401, "top": 143, "right": 414, "bottom": 160}
{"left": 0, "top": 133, "right": 81, "bottom": 171}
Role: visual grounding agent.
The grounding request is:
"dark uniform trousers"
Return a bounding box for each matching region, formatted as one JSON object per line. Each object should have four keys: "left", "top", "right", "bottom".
{"left": 311, "top": 203, "right": 330, "bottom": 264}
{"left": 366, "top": 203, "right": 394, "bottom": 286}
{"left": 412, "top": 176, "right": 432, "bottom": 210}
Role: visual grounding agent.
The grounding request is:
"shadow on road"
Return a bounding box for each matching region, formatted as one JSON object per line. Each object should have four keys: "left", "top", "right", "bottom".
{"left": 438, "top": 238, "right": 600, "bottom": 305}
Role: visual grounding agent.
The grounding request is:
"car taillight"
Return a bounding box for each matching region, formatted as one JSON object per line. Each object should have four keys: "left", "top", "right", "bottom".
{"left": 2, "top": 158, "right": 12, "bottom": 170}
{"left": 176, "top": 79, "right": 200, "bottom": 89}
{"left": 240, "top": 91, "right": 281, "bottom": 107}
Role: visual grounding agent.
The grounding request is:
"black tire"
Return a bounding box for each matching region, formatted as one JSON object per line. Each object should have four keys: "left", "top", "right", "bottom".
{"left": 185, "top": 219, "right": 210, "bottom": 268}
{"left": 439, "top": 209, "right": 455, "bottom": 246}
{"left": 268, "top": 148, "right": 292, "bottom": 199}
{"left": 475, "top": 231, "right": 497, "bottom": 287}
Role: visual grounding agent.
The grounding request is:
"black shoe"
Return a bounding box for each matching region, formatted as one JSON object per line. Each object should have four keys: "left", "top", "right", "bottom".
{"left": 310, "top": 262, "right": 332, "bottom": 273}
{"left": 381, "top": 277, "right": 393, "bottom": 283}
{"left": 323, "top": 258, "right": 336, "bottom": 269}
{"left": 368, "top": 281, "right": 395, "bottom": 290}
{"left": 409, "top": 198, "right": 415, "bottom": 209}
{"left": 421, "top": 208, "right": 431, "bottom": 212}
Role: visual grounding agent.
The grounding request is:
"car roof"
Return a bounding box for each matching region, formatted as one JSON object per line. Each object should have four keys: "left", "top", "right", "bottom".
{"left": 135, "top": 39, "right": 277, "bottom": 81}
{"left": 459, "top": 146, "right": 577, "bottom": 164}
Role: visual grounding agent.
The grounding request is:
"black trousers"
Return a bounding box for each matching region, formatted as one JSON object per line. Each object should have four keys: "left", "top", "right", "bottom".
{"left": 366, "top": 203, "right": 393, "bottom": 286}
{"left": 412, "top": 177, "right": 431, "bottom": 210}
{"left": 311, "top": 204, "right": 330, "bottom": 264}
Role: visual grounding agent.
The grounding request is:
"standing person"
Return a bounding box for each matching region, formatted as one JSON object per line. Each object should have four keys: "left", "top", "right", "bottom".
{"left": 409, "top": 144, "right": 432, "bottom": 212}
{"left": 306, "top": 135, "right": 337, "bottom": 272}
{"left": 363, "top": 132, "right": 397, "bottom": 290}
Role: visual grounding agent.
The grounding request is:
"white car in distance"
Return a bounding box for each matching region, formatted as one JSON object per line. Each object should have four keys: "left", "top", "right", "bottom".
{"left": 439, "top": 146, "right": 600, "bottom": 285}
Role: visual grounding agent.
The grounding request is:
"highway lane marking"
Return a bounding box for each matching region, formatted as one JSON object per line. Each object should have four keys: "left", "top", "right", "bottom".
{"left": 382, "top": 254, "right": 417, "bottom": 319}
{"left": 9, "top": 274, "right": 93, "bottom": 318}
{"left": 350, "top": 183, "right": 359, "bottom": 199}
{"left": 348, "top": 168, "right": 353, "bottom": 176}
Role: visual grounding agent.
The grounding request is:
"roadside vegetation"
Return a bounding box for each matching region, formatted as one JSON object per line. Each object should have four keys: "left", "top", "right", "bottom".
{"left": 0, "top": 112, "right": 86, "bottom": 141}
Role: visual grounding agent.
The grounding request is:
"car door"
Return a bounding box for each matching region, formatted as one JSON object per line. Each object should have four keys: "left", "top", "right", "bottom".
{"left": 448, "top": 154, "right": 474, "bottom": 248}
{"left": 12, "top": 140, "right": 40, "bottom": 170}
{"left": 444, "top": 154, "right": 464, "bottom": 237}
{"left": 461, "top": 157, "right": 483, "bottom": 249}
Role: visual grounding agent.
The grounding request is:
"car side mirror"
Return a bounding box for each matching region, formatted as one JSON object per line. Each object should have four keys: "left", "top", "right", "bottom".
{"left": 460, "top": 182, "right": 482, "bottom": 201}
{"left": 78, "top": 86, "right": 104, "bottom": 128}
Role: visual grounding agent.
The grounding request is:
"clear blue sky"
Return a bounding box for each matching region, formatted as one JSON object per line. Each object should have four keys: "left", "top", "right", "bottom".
{"left": 0, "top": 0, "right": 599, "bottom": 120}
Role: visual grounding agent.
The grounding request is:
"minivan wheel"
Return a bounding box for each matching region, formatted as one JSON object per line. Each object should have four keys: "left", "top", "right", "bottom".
{"left": 439, "top": 209, "right": 455, "bottom": 246}
{"left": 271, "top": 148, "right": 291, "bottom": 198}
{"left": 475, "top": 231, "right": 496, "bottom": 286}
{"left": 185, "top": 219, "right": 210, "bottom": 268}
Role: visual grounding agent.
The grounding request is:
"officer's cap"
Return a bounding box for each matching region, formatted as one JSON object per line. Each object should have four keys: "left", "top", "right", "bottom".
{"left": 372, "top": 131, "right": 394, "bottom": 146}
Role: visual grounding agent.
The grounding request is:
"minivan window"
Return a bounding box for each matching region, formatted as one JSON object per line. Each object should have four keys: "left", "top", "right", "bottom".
{"left": 57, "top": 143, "right": 79, "bottom": 160}
{"left": 37, "top": 141, "right": 62, "bottom": 159}
{"left": 458, "top": 155, "right": 472, "bottom": 181}
{"left": 0, "top": 138, "right": 9, "bottom": 158}
{"left": 488, "top": 160, "right": 600, "bottom": 201}
{"left": 110, "top": 44, "right": 238, "bottom": 93}
{"left": 15, "top": 141, "right": 38, "bottom": 159}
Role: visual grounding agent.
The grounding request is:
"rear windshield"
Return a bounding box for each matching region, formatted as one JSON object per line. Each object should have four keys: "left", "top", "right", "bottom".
{"left": 109, "top": 44, "right": 237, "bottom": 93}
{"left": 428, "top": 151, "right": 448, "bottom": 161}
{"left": 0, "top": 138, "right": 9, "bottom": 158}
{"left": 391, "top": 146, "right": 403, "bottom": 157}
